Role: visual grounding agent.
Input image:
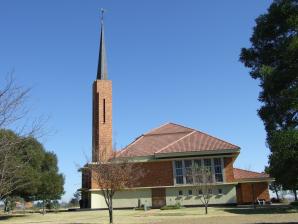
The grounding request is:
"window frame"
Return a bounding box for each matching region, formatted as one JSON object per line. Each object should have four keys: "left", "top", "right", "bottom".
{"left": 172, "top": 157, "right": 225, "bottom": 185}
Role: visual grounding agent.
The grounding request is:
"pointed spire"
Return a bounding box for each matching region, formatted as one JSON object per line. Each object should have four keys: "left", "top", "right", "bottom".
{"left": 97, "top": 9, "right": 108, "bottom": 80}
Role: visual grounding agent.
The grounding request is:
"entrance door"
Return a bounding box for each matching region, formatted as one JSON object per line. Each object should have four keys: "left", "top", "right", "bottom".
{"left": 152, "top": 188, "right": 166, "bottom": 208}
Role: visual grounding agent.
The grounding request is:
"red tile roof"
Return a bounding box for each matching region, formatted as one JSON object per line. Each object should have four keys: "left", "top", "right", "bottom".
{"left": 233, "top": 168, "right": 269, "bottom": 180}
{"left": 117, "top": 123, "right": 240, "bottom": 158}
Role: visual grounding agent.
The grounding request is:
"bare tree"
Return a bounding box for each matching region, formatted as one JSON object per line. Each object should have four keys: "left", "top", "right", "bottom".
{"left": 0, "top": 74, "right": 42, "bottom": 201}
{"left": 85, "top": 150, "right": 144, "bottom": 224}
{"left": 190, "top": 161, "right": 215, "bottom": 215}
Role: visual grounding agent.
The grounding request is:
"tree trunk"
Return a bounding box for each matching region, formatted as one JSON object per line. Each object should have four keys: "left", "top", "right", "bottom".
{"left": 108, "top": 198, "right": 113, "bottom": 224}
{"left": 109, "top": 206, "right": 113, "bottom": 224}
{"left": 42, "top": 200, "right": 45, "bottom": 215}
{"left": 293, "top": 189, "right": 297, "bottom": 201}
{"left": 4, "top": 199, "right": 8, "bottom": 213}
{"left": 274, "top": 185, "right": 279, "bottom": 200}
{"left": 205, "top": 205, "right": 208, "bottom": 214}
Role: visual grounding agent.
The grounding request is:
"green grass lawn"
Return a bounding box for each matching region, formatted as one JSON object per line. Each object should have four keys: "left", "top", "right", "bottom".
{"left": 0, "top": 206, "right": 298, "bottom": 224}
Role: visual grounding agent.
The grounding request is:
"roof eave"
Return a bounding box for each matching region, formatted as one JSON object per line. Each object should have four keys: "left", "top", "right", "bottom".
{"left": 154, "top": 148, "right": 240, "bottom": 159}
{"left": 236, "top": 177, "right": 275, "bottom": 183}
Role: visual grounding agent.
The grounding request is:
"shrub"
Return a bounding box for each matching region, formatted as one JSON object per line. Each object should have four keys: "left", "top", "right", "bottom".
{"left": 160, "top": 203, "right": 181, "bottom": 210}
{"left": 271, "top": 197, "right": 281, "bottom": 203}
{"left": 290, "top": 201, "right": 298, "bottom": 206}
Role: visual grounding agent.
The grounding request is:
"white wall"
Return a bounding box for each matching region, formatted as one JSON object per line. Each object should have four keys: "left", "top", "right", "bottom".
{"left": 91, "top": 185, "right": 236, "bottom": 209}
{"left": 91, "top": 189, "right": 152, "bottom": 209}
{"left": 166, "top": 185, "right": 237, "bottom": 206}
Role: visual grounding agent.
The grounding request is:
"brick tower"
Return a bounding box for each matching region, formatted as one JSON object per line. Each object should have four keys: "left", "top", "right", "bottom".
{"left": 92, "top": 14, "right": 112, "bottom": 162}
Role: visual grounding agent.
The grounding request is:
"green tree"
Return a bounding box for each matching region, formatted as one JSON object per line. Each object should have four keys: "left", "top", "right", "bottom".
{"left": 69, "top": 191, "right": 81, "bottom": 208}
{"left": 268, "top": 130, "right": 298, "bottom": 200}
{"left": 36, "top": 152, "right": 65, "bottom": 214}
{"left": 240, "top": 0, "right": 298, "bottom": 200}
{"left": 12, "top": 137, "right": 45, "bottom": 201}
{"left": 0, "top": 129, "right": 64, "bottom": 211}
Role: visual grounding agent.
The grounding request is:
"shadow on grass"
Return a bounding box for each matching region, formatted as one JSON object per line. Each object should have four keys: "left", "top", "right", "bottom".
{"left": 223, "top": 206, "right": 298, "bottom": 215}
{"left": 254, "top": 223, "right": 298, "bottom": 224}
{"left": 0, "top": 214, "right": 26, "bottom": 221}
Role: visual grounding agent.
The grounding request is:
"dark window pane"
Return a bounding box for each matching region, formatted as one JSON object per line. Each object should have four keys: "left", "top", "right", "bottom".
{"left": 215, "top": 174, "right": 223, "bottom": 182}
{"left": 204, "top": 159, "right": 211, "bottom": 167}
{"left": 176, "top": 176, "right": 183, "bottom": 184}
{"left": 176, "top": 169, "right": 183, "bottom": 176}
{"left": 184, "top": 160, "right": 192, "bottom": 168}
{"left": 175, "top": 160, "right": 182, "bottom": 169}
{"left": 186, "top": 176, "right": 193, "bottom": 184}
{"left": 214, "top": 158, "right": 221, "bottom": 166}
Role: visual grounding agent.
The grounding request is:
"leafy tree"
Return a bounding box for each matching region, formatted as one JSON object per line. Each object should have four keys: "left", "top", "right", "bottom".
{"left": 268, "top": 130, "right": 298, "bottom": 200}
{"left": 240, "top": 0, "right": 298, "bottom": 200}
{"left": 0, "top": 130, "right": 65, "bottom": 212}
{"left": 69, "top": 191, "right": 81, "bottom": 207}
{"left": 265, "top": 166, "right": 282, "bottom": 200}
{"left": 12, "top": 137, "right": 45, "bottom": 201}
{"left": 36, "top": 152, "right": 65, "bottom": 214}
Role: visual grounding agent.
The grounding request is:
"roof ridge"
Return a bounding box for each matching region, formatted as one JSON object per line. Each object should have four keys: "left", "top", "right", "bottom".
{"left": 168, "top": 122, "right": 196, "bottom": 131}
{"left": 194, "top": 129, "right": 240, "bottom": 149}
{"left": 144, "top": 131, "right": 192, "bottom": 136}
{"left": 234, "top": 167, "right": 265, "bottom": 174}
{"left": 155, "top": 130, "right": 196, "bottom": 154}
{"left": 142, "top": 122, "right": 171, "bottom": 135}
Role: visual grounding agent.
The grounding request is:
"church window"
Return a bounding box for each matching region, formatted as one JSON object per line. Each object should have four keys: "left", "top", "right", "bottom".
{"left": 103, "top": 99, "right": 106, "bottom": 123}
{"left": 173, "top": 157, "right": 224, "bottom": 185}
{"left": 184, "top": 160, "right": 193, "bottom": 184}
{"left": 214, "top": 158, "right": 223, "bottom": 182}
{"left": 174, "top": 161, "right": 183, "bottom": 184}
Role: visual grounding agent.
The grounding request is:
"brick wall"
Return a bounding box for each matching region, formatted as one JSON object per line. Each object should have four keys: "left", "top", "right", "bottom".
{"left": 236, "top": 182, "right": 270, "bottom": 204}
{"left": 91, "top": 160, "right": 174, "bottom": 189}
{"left": 92, "top": 80, "right": 113, "bottom": 162}
{"left": 224, "top": 157, "right": 234, "bottom": 182}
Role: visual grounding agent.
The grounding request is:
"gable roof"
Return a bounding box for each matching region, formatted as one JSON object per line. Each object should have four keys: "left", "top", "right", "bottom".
{"left": 233, "top": 168, "right": 269, "bottom": 180}
{"left": 117, "top": 123, "right": 240, "bottom": 158}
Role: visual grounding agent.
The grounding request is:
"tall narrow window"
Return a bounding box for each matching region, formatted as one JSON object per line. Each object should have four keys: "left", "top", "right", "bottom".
{"left": 103, "top": 99, "right": 106, "bottom": 123}
{"left": 184, "top": 160, "right": 193, "bottom": 184}
{"left": 175, "top": 161, "right": 183, "bottom": 184}
{"left": 204, "top": 159, "right": 213, "bottom": 183}
{"left": 193, "top": 159, "right": 202, "bottom": 183}
{"left": 214, "top": 158, "right": 223, "bottom": 182}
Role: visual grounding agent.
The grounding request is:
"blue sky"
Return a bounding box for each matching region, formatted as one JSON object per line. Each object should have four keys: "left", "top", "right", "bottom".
{"left": 0, "top": 0, "right": 273, "bottom": 201}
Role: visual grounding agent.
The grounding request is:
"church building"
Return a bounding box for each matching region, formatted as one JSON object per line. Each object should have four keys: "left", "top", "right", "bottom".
{"left": 81, "top": 17, "right": 273, "bottom": 209}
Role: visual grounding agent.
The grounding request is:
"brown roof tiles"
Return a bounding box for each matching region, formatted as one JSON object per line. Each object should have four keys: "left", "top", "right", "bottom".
{"left": 233, "top": 168, "right": 269, "bottom": 180}
{"left": 117, "top": 123, "right": 240, "bottom": 158}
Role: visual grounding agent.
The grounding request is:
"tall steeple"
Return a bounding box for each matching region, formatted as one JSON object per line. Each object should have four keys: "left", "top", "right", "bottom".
{"left": 92, "top": 9, "right": 112, "bottom": 162}
{"left": 97, "top": 9, "right": 108, "bottom": 80}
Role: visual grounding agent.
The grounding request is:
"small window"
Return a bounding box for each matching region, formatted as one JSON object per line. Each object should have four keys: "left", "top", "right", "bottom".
{"left": 198, "top": 189, "right": 203, "bottom": 195}
{"left": 178, "top": 190, "right": 183, "bottom": 196}
{"left": 188, "top": 190, "right": 193, "bottom": 196}
{"left": 218, "top": 189, "right": 223, "bottom": 195}
{"left": 208, "top": 188, "right": 213, "bottom": 195}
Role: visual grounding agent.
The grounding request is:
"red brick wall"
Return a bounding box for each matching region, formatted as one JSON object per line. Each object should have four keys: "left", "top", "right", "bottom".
{"left": 236, "top": 182, "right": 270, "bottom": 204}
{"left": 92, "top": 80, "right": 113, "bottom": 162}
{"left": 91, "top": 160, "right": 174, "bottom": 189}
{"left": 224, "top": 157, "right": 234, "bottom": 182}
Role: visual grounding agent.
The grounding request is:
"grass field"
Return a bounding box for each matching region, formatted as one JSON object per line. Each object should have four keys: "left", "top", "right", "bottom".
{"left": 0, "top": 206, "right": 298, "bottom": 224}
